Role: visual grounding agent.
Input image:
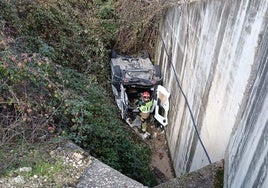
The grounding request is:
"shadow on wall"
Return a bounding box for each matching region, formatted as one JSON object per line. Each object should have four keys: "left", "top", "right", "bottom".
{"left": 155, "top": 0, "right": 268, "bottom": 187}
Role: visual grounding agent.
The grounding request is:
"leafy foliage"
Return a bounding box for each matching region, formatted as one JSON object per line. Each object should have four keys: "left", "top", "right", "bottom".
{"left": 1, "top": 0, "right": 117, "bottom": 82}
{"left": 113, "top": 0, "right": 178, "bottom": 58}
{"left": 59, "top": 68, "right": 157, "bottom": 185}
{"left": 0, "top": 0, "right": 157, "bottom": 186}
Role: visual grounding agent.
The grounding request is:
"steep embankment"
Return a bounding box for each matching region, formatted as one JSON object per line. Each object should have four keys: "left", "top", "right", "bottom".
{"left": 0, "top": 1, "right": 164, "bottom": 186}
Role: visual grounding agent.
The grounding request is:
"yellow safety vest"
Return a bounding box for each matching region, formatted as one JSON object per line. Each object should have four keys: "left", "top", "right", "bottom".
{"left": 139, "top": 100, "right": 153, "bottom": 113}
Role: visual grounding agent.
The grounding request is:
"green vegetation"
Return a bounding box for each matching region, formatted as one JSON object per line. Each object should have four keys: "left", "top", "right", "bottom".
{"left": 0, "top": 0, "right": 158, "bottom": 186}
{"left": 30, "top": 160, "right": 65, "bottom": 178}
{"left": 0, "top": 139, "right": 75, "bottom": 187}
{"left": 214, "top": 166, "right": 224, "bottom": 188}
{"left": 1, "top": 0, "right": 117, "bottom": 81}
{"left": 113, "top": 0, "right": 176, "bottom": 57}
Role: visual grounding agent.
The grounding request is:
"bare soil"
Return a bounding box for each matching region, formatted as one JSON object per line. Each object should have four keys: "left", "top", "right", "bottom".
{"left": 129, "top": 119, "right": 175, "bottom": 184}
{"left": 147, "top": 130, "right": 175, "bottom": 184}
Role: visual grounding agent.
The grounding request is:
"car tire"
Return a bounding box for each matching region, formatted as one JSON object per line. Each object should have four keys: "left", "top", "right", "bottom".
{"left": 154, "top": 65, "right": 161, "bottom": 77}
{"left": 111, "top": 50, "right": 117, "bottom": 58}
{"left": 113, "top": 65, "right": 122, "bottom": 91}
{"left": 113, "top": 65, "right": 122, "bottom": 78}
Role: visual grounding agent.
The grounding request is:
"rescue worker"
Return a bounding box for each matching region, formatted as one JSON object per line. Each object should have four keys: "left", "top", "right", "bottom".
{"left": 138, "top": 91, "right": 153, "bottom": 133}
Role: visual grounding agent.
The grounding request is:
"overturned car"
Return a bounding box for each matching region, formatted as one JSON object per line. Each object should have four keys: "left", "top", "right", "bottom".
{"left": 110, "top": 51, "right": 170, "bottom": 129}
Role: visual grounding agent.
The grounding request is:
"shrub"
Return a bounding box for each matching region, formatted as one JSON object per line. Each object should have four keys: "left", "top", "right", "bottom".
{"left": 0, "top": 1, "right": 157, "bottom": 186}
{"left": 58, "top": 68, "right": 157, "bottom": 185}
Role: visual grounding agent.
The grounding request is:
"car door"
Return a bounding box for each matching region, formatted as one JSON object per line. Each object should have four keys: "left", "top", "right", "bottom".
{"left": 153, "top": 85, "right": 170, "bottom": 126}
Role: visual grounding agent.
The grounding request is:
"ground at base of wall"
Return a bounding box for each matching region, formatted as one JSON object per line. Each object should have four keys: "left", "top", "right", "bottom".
{"left": 127, "top": 119, "right": 176, "bottom": 184}
{"left": 154, "top": 160, "right": 224, "bottom": 188}
{"left": 147, "top": 131, "right": 175, "bottom": 184}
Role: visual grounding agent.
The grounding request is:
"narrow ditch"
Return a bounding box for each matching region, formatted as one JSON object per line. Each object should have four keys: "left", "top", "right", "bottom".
{"left": 128, "top": 121, "right": 175, "bottom": 184}
{"left": 148, "top": 132, "right": 175, "bottom": 184}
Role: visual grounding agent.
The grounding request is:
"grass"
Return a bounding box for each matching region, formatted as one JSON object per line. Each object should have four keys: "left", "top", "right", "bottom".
{"left": 29, "top": 160, "right": 66, "bottom": 178}
{"left": 0, "top": 139, "right": 59, "bottom": 177}
{"left": 214, "top": 167, "right": 224, "bottom": 188}
{"left": 0, "top": 138, "right": 76, "bottom": 188}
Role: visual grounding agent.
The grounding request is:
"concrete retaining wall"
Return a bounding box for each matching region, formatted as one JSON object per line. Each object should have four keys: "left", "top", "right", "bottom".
{"left": 156, "top": 1, "right": 268, "bottom": 186}
{"left": 224, "top": 30, "right": 268, "bottom": 188}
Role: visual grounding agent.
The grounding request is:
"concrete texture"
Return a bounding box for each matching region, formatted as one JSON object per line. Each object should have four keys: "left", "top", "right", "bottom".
{"left": 154, "top": 160, "right": 223, "bottom": 188}
{"left": 156, "top": 0, "right": 268, "bottom": 186}
{"left": 77, "top": 158, "right": 147, "bottom": 188}
{"left": 224, "top": 32, "right": 268, "bottom": 187}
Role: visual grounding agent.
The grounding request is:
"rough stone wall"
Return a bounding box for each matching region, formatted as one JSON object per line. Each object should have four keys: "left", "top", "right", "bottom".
{"left": 156, "top": 0, "right": 268, "bottom": 181}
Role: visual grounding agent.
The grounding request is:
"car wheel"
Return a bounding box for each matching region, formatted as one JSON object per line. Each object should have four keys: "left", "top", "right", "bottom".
{"left": 111, "top": 50, "right": 117, "bottom": 58}
{"left": 113, "top": 65, "right": 122, "bottom": 78}
{"left": 154, "top": 65, "right": 161, "bottom": 77}
{"left": 113, "top": 65, "right": 122, "bottom": 91}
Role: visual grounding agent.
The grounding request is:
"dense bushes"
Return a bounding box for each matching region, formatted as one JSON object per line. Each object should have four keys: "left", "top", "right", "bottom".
{"left": 1, "top": 0, "right": 117, "bottom": 82}
{"left": 0, "top": 1, "right": 157, "bottom": 186}
{"left": 62, "top": 72, "right": 156, "bottom": 184}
